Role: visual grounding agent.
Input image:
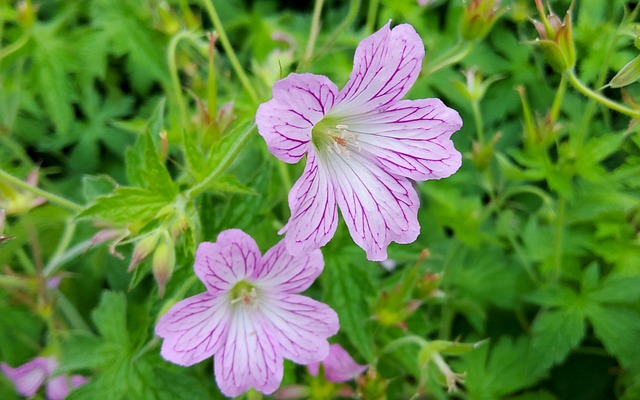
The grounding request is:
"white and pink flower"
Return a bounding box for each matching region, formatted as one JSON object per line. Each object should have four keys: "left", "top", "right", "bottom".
{"left": 155, "top": 229, "right": 339, "bottom": 397}
{"left": 256, "top": 22, "right": 462, "bottom": 261}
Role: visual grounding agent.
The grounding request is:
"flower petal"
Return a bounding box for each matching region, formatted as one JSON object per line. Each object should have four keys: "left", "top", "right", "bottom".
{"left": 281, "top": 151, "right": 339, "bottom": 257}
{"left": 344, "top": 98, "right": 463, "bottom": 180}
{"left": 257, "top": 73, "right": 338, "bottom": 163}
{"left": 194, "top": 229, "right": 261, "bottom": 293}
{"left": 320, "top": 150, "right": 420, "bottom": 261}
{"left": 256, "top": 238, "right": 324, "bottom": 294}
{"left": 1, "top": 357, "right": 56, "bottom": 397}
{"left": 214, "top": 308, "right": 283, "bottom": 397}
{"left": 307, "top": 344, "right": 368, "bottom": 383}
{"left": 155, "top": 293, "right": 230, "bottom": 366}
{"left": 260, "top": 293, "right": 339, "bottom": 365}
{"left": 46, "top": 375, "right": 71, "bottom": 400}
{"left": 332, "top": 23, "right": 424, "bottom": 117}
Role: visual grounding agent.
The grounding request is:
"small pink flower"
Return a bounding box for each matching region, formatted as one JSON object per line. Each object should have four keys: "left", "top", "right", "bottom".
{"left": 1, "top": 356, "right": 88, "bottom": 399}
{"left": 256, "top": 22, "right": 462, "bottom": 261}
{"left": 307, "top": 344, "right": 367, "bottom": 383}
{"left": 155, "top": 229, "right": 339, "bottom": 397}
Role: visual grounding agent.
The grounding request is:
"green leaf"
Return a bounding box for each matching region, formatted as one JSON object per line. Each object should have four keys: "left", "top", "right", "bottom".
{"left": 463, "top": 336, "right": 549, "bottom": 399}
{"left": 609, "top": 54, "right": 640, "bottom": 88}
{"left": 323, "top": 253, "right": 374, "bottom": 360}
{"left": 77, "top": 187, "right": 171, "bottom": 224}
{"left": 60, "top": 332, "right": 105, "bottom": 371}
{"left": 182, "top": 130, "right": 206, "bottom": 180}
{"left": 82, "top": 175, "right": 118, "bottom": 203}
{"left": 211, "top": 174, "right": 257, "bottom": 195}
{"left": 588, "top": 305, "right": 640, "bottom": 369}
{"left": 531, "top": 309, "right": 586, "bottom": 367}
{"left": 589, "top": 274, "right": 640, "bottom": 304}
{"left": 140, "top": 131, "right": 176, "bottom": 199}
{"left": 91, "top": 291, "right": 129, "bottom": 346}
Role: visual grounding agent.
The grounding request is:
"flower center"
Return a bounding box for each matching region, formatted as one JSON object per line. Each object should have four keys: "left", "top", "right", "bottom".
{"left": 312, "top": 118, "right": 361, "bottom": 158}
{"left": 229, "top": 281, "right": 259, "bottom": 307}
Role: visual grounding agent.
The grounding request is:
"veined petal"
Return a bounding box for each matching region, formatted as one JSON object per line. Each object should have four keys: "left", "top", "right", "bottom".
{"left": 260, "top": 293, "right": 339, "bottom": 365}
{"left": 257, "top": 73, "right": 338, "bottom": 163}
{"left": 320, "top": 150, "right": 420, "bottom": 261}
{"left": 155, "top": 293, "right": 230, "bottom": 366}
{"left": 1, "top": 357, "right": 55, "bottom": 397}
{"left": 332, "top": 23, "right": 424, "bottom": 117}
{"left": 307, "top": 343, "right": 368, "bottom": 383}
{"left": 343, "top": 98, "right": 463, "bottom": 180}
{"left": 257, "top": 238, "right": 324, "bottom": 294}
{"left": 214, "top": 308, "right": 282, "bottom": 397}
{"left": 195, "top": 229, "right": 261, "bottom": 293}
{"left": 281, "top": 151, "right": 339, "bottom": 257}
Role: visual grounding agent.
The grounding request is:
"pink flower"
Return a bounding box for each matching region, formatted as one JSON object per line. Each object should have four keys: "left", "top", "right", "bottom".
{"left": 307, "top": 344, "right": 367, "bottom": 383}
{"left": 256, "top": 22, "right": 462, "bottom": 261}
{"left": 155, "top": 229, "right": 339, "bottom": 397}
{"left": 1, "top": 356, "right": 88, "bottom": 399}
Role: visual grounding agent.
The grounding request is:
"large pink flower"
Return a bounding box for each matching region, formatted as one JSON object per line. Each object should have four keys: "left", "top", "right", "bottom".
{"left": 155, "top": 229, "right": 339, "bottom": 397}
{"left": 256, "top": 22, "right": 462, "bottom": 261}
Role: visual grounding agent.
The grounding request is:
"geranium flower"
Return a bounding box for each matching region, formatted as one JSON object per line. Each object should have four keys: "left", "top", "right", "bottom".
{"left": 256, "top": 22, "right": 462, "bottom": 261}
{"left": 1, "top": 356, "right": 89, "bottom": 400}
{"left": 155, "top": 229, "right": 339, "bottom": 397}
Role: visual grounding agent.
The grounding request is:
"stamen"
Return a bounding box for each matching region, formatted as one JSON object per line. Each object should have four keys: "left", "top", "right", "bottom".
{"left": 324, "top": 124, "right": 360, "bottom": 159}
{"left": 230, "top": 285, "right": 259, "bottom": 307}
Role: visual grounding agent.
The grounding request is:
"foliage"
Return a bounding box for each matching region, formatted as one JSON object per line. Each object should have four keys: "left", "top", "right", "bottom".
{"left": 1, "top": 0, "right": 640, "bottom": 399}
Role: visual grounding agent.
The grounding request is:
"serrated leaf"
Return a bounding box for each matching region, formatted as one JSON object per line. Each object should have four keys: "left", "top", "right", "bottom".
{"left": 77, "top": 187, "right": 170, "bottom": 224}
{"left": 526, "top": 285, "right": 579, "bottom": 308}
{"left": 531, "top": 309, "right": 585, "bottom": 367}
{"left": 60, "top": 332, "right": 104, "bottom": 371}
{"left": 463, "top": 336, "right": 549, "bottom": 399}
{"left": 589, "top": 274, "right": 640, "bottom": 304}
{"left": 588, "top": 305, "right": 640, "bottom": 369}
{"left": 91, "top": 291, "right": 129, "bottom": 346}
{"left": 323, "top": 255, "right": 374, "bottom": 360}
{"left": 140, "top": 131, "right": 176, "bottom": 199}
{"left": 182, "top": 130, "right": 206, "bottom": 180}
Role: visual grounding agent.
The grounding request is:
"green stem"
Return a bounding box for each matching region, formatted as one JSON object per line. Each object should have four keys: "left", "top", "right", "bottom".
{"left": 167, "top": 31, "right": 198, "bottom": 128}
{"left": 43, "top": 219, "right": 76, "bottom": 276}
{"left": 185, "top": 123, "right": 255, "bottom": 199}
{"left": 56, "top": 292, "right": 91, "bottom": 331}
{"left": 300, "top": 0, "right": 325, "bottom": 71}
{"left": 315, "top": 0, "right": 361, "bottom": 59}
{"left": 0, "top": 32, "right": 30, "bottom": 62}
{"left": 423, "top": 41, "right": 473, "bottom": 76}
{"left": 471, "top": 100, "right": 484, "bottom": 144}
{"left": 365, "top": 0, "right": 380, "bottom": 34}
{"left": 378, "top": 335, "right": 427, "bottom": 360}
{"left": 550, "top": 74, "right": 567, "bottom": 122}
{"left": 566, "top": 69, "right": 640, "bottom": 119}
{"left": 552, "top": 197, "right": 565, "bottom": 281}
{"left": 201, "top": 0, "right": 259, "bottom": 104}
{"left": 0, "top": 168, "right": 83, "bottom": 212}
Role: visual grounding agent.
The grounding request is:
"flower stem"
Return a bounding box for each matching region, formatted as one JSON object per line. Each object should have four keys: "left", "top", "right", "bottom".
{"left": 43, "top": 219, "right": 76, "bottom": 276}
{"left": 316, "top": 0, "right": 361, "bottom": 58}
{"left": 365, "top": 0, "right": 380, "bottom": 34}
{"left": 185, "top": 123, "right": 255, "bottom": 199}
{"left": 552, "top": 196, "right": 565, "bottom": 281}
{"left": 471, "top": 100, "right": 484, "bottom": 144}
{"left": 0, "top": 168, "right": 83, "bottom": 212}
{"left": 167, "top": 31, "right": 198, "bottom": 128}
{"left": 550, "top": 74, "right": 567, "bottom": 122}
{"left": 423, "top": 41, "right": 473, "bottom": 76}
{"left": 201, "top": 0, "right": 259, "bottom": 104}
{"left": 565, "top": 69, "right": 640, "bottom": 119}
{"left": 300, "top": 0, "right": 325, "bottom": 71}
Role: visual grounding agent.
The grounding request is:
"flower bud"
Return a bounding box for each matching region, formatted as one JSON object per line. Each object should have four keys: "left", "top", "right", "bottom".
{"left": 453, "top": 67, "right": 503, "bottom": 103}
{"left": 128, "top": 231, "right": 161, "bottom": 272}
{"left": 356, "top": 368, "right": 387, "bottom": 400}
{"left": 461, "top": 0, "right": 504, "bottom": 42}
{"left": 216, "top": 101, "right": 236, "bottom": 134}
{"left": 17, "top": 1, "right": 37, "bottom": 29}
{"left": 530, "top": 0, "right": 575, "bottom": 72}
{"left": 470, "top": 132, "right": 501, "bottom": 171}
{"left": 608, "top": 54, "right": 640, "bottom": 89}
{"left": 152, "top": 232, "right": 175, "bottom": 298}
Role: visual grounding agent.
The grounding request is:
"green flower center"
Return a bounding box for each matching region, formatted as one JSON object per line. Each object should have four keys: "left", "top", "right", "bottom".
{"left": 229, "top": 280, "right": 258, "bottom": 307}
{"left": 311, "top": 118, "right": 361, "bottom": 157}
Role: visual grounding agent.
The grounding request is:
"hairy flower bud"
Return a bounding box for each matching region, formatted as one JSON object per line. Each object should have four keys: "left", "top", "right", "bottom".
{"left": 152, "top": 232, "right": 176, "bottom": 298}
{"left": 128, "top": 231, "right": 161, "bottom": 272}
{"left": 530, "top": 0, "right": 575, "bottom": 72}
{"left": 461, "top": 0, "right": 504, "bottom": 42}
